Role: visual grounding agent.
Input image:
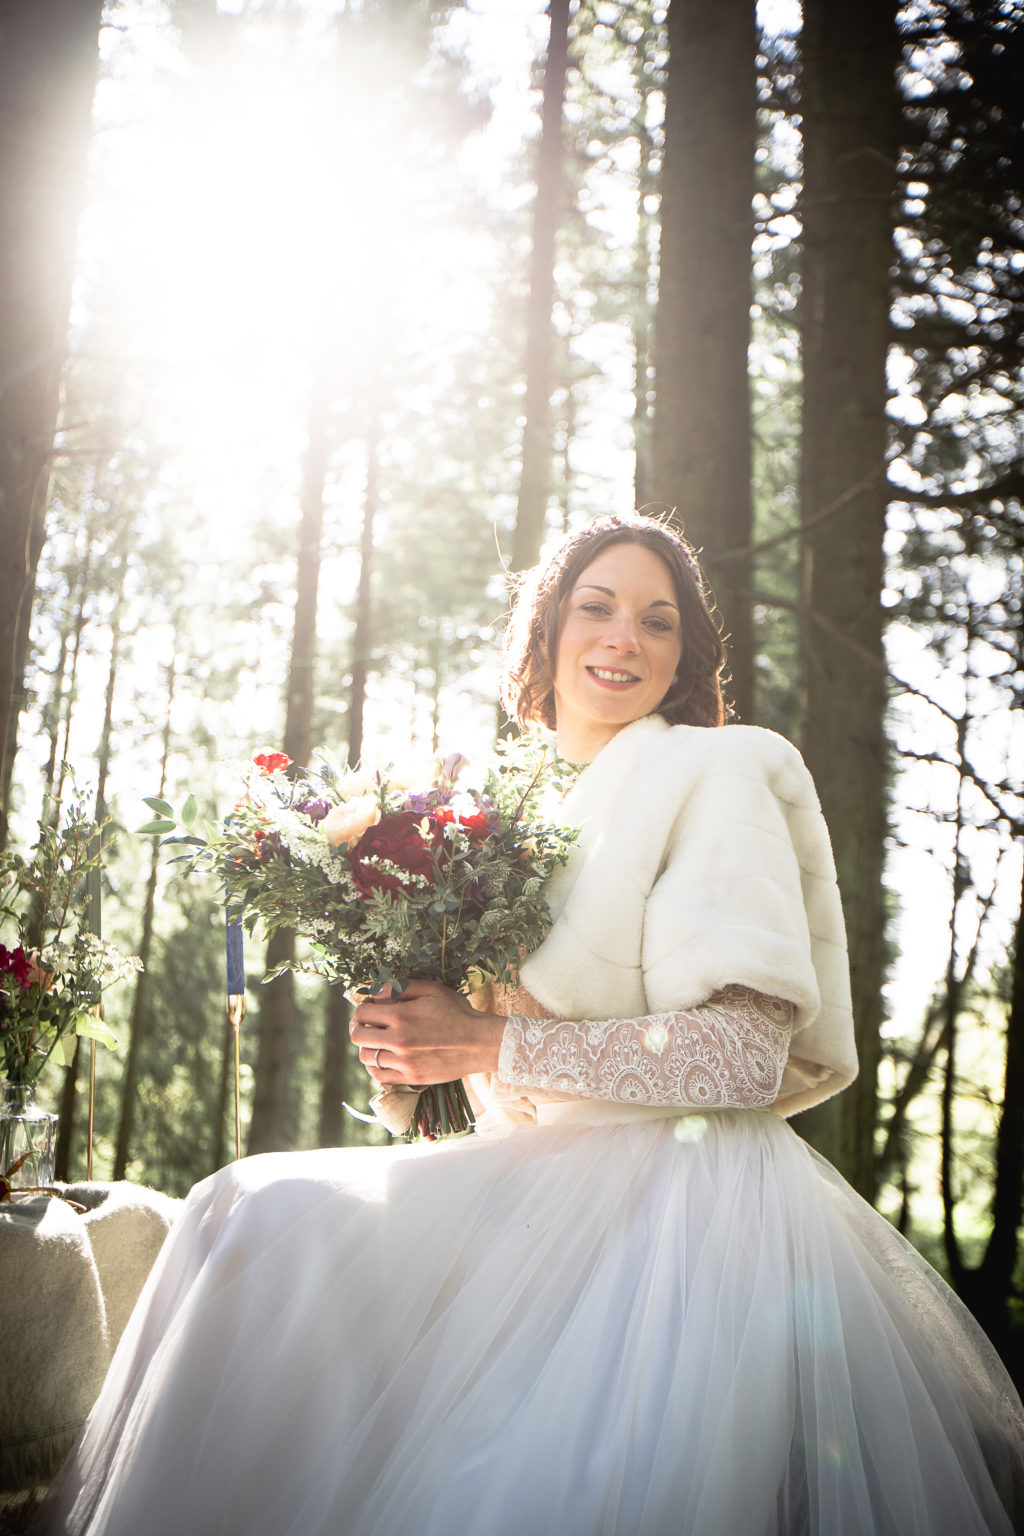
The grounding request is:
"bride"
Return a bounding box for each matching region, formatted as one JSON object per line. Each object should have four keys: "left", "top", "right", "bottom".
{"left": 45, "top": 517, "right": 1024, "bottom": 1535}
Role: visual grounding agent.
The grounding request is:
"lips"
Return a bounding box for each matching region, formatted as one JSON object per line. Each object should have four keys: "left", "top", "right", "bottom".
{"left": 587, "top": 666, "right": 640, "bottom": 686}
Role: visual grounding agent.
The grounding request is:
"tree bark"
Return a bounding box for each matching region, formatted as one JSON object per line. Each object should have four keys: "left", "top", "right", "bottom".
{"left": 114, "top": 651, "right": 175, "bottom": 1180}
{"left": 941, "top": 860, "right": 1024, "bottom": 1360}
{"left": 318, "top": 987, "right": 351, "bottom": 1147}
{"left": 509, "top": 0, "right": 570, "bottom": 574}
{"left": 346, "top": 423, "right": 379, "bottom": 770}
{"left": 792, "top": 0, "right": 897, "bottom": 1199}
{"left": 0, "top": 0, "right": 104, "bottom": 837}
{"left": 971, "top": 860, "right": 1024, "bottom": 1353}
{"left": 631, "top": 93, "right": 658, "bottom": 513}
{"left": 651, "top": 0, "right": 756, "bottom": 721}
{"left": 247, "top": 385, "right": 329, "bottom": 1154}
{"left": 0, "top": 472, "right": 47, "bottom": 825}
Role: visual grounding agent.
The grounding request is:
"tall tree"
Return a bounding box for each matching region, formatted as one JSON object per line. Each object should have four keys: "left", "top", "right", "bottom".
{"left": 794, "top": 0, "right": 898, "bottom": 1198}
{"left": 247, "top": 384, "right": 329, "bottom": 1154}
{"left": 346, "top": 422, "right": 380, "bottom": 772}
{"left": 0, "top": 0, "right": 104, "bottom": 837}
{"left": 652, "top": 0, "right": 757, "bottom": 721}
{"left": 509, "top": 0, "right": 571, "bottom": 573}
{"left": 114, "top": 649, "right": 176, "bottom": 1180}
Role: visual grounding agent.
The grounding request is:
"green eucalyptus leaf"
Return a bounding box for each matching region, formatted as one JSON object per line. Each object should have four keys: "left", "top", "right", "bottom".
{"left": 137, "top": 819, "right": 175, "bottom": 835}
{"left": 51, "top": 1033, "right": 78, "bottom": 1068}
{"left": 75, "top": 1013, "right": 119, "bottom": 1049}
{"left": 143, "top": 797, "right": 175, "bottom": 817}
{"left": 181, "top": 794, "right": 199, "bottom": 828}
{"left": 263, "top": 962, "right": 294, "bottom": 983}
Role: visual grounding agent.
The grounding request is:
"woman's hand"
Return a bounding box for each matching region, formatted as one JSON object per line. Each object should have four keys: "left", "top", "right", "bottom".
{"left": 349, "top": 979, "right": 505, "bottom": 1086}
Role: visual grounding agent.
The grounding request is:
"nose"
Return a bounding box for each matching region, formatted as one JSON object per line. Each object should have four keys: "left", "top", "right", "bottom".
{"left": 604, "top": 611, "right": 640, "bottom": 652}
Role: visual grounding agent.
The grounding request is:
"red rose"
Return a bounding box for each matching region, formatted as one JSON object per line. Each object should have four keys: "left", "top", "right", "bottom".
{"left": 457, "top": 810, "right": 492, "bottom": 841}
{"left": 252, "top": 748, "right": 292, "bottom": 775}
{"left": 349, "top": 812, "right": 445, "bottom": 897}
{"left": 433, "top": 805, "right": 492, "bottom": 842}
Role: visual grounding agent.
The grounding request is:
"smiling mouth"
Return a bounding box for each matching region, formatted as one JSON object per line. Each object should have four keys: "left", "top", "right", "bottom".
{"left": 587, "top": 667, "right": 640, "bottom": 684}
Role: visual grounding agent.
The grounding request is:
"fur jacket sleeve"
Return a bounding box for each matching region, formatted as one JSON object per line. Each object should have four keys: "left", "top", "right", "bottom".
{"left": 517, "top": 714, "right": 857, "bottom": 1117}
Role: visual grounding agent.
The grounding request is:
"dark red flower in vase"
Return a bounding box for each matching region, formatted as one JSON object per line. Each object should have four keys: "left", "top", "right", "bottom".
{"left": 349, "top": 812, "right": 445, "bottom": 897}
{"left": 0, "top": 945, "right": 32, "bottom": 989}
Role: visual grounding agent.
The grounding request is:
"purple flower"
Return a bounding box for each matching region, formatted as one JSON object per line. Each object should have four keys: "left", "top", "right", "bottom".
{"left": 404, "top": 790, "right": 449, "bottom": 814}
{"left": 255, "top": 829, "right": 286, "bottom": 863}
{"left": 296, "top": 796, "right": 331, "bottom": 823}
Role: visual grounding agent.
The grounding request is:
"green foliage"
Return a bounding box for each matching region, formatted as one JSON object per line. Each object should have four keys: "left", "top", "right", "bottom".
{"left": 145, "top": 741, "right": 576, "bottom": 998}
{"left": 0, "top": 787, "right": 139, "bottom": 1086}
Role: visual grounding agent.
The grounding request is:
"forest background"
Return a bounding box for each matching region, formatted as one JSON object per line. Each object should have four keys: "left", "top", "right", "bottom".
{"left": 1, "top": 0, "right": 1022, "bottom": 1375}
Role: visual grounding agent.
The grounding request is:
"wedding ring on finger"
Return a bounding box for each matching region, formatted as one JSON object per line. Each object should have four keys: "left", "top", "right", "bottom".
{"left": 371, "top": 1046, "right": 383, "bottom": 1071}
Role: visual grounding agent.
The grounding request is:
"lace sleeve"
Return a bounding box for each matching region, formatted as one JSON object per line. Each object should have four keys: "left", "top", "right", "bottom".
{"left": 497, "top": 984, "right": 794, "bottom": 1110}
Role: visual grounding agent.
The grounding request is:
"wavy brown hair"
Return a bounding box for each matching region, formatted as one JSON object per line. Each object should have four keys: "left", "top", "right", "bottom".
{"left": 501, "top": 517, "right": 729, "bottom": 731}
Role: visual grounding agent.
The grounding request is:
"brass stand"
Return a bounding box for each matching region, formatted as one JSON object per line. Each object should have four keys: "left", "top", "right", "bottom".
{"left": 227, "top": 994, "right": 245, "bottom": 1161}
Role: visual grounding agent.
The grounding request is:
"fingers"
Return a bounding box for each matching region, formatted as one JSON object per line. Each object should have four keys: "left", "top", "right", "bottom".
{"left": 350, "top": 979, "right": 456, "bottom": 1040}
{"left": 348, "top": 981, "right": 483, "bottom": 1084}
{"left": 358, "top": 1039, "right": 402, "bottom": 1082}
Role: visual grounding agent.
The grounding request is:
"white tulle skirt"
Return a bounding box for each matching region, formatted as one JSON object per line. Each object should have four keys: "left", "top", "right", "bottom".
{"left": 44, "top": 1109, "right": 1024, "bottom": 1536}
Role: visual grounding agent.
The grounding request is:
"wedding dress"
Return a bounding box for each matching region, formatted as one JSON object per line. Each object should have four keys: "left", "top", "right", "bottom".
{"left": 43, "top": 983, "right": 1024, "bottom": 1536}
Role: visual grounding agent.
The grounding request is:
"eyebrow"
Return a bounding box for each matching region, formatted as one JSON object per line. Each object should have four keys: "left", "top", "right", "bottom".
{"left": 576, "top": 583, "right": 679, "bottom": 611}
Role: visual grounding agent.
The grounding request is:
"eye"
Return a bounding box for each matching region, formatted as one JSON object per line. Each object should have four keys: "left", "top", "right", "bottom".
{"left": 579, "top": 601, "right": 610, "bottom": 617}
{"left": 644, "top": 616, "right": 675, "bottom": 634}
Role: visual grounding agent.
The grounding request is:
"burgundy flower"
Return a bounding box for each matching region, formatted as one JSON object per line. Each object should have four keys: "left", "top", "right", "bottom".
{"left": 0, "top": 945, "right": 32, "bottom": 989}
{"left": 254, "top": 828, "right": 286, "bottom": 864}
{"left": 349, "top": 812, "right": 444, "bottom": 897}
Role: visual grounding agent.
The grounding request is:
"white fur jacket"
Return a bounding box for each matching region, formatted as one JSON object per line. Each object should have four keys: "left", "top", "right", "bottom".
{"left": 517, "top": 714, "right": 857, "bottom": 1117}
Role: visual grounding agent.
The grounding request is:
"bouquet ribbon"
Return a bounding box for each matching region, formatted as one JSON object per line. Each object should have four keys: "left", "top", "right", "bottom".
{"left": 369, "top": 1085, "right": 425, "bottom": 1137}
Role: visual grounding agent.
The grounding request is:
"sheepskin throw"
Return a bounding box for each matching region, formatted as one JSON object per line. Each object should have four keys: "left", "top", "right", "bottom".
{"left": 0, "top": 1181, "right": 180, "bottom": 1495}
{"left": 519, "top": 714, "right": 857, "bottom": 1116}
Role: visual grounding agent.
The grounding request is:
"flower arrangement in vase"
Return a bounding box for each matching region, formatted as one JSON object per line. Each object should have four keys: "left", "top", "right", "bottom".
{"left": 0, "top": 788, "right": 141, "bottom": 1193}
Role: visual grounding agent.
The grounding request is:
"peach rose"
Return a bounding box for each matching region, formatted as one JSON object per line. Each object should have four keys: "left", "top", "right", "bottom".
{"left": 320, "top": 794, "right": 381, "bottom": 849}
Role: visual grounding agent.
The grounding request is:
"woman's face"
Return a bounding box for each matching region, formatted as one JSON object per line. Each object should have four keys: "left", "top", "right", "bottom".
{"left": 552, "top": 541, "right": 683, "bottom": 762}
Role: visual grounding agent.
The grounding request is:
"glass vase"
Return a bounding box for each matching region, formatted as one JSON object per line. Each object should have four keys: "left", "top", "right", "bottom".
{"left": 0, "top": 1082, "right": 58, "bottom": 1191}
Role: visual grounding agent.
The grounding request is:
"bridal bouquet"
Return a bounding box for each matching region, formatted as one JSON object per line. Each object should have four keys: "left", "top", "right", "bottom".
{"left": 142, "top": 741, "right": 575, "bottom": 1138}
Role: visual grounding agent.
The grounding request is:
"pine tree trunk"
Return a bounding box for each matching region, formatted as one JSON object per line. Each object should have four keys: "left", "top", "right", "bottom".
{"left": 347, "top": 424, "right": 379, "bottom": 770}
{"left": 114, "top": 652, "right": 175, "bottom": 1179}
{"left": 248, "top": 386, "right": 329, "bottom": 1153}
{"left": 509, "top": 0, "right": 570, "bottom": 574}
{"left": 0, "top": 0, "right": 103, "bottom": 836}
{"left": 948, "top": 863, "right": 1024, "bottom": 1361}
{"left": 651, "top": 0, "right": 756, "bottom": 721}
{"left": 793, "top": 0, "right": 897, "bottom": 1198}
{"left": 46, "top": 562, "right": 93, "bottom": 1181}
{"left": 632, "top": 99, "right": 658, "bottom": 512}
{"left": 0, "top": 473, "right": 48, "bottom": 827}
{"left": 318, "top": 987, "right": 351, "bottom": 1147}
{"left": 979, "top": 863, "right": 1024, "bottom": 1331}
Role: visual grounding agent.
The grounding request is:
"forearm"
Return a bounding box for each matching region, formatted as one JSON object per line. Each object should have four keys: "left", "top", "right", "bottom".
{"left": 498, "top": 985, "right": 793, "bottom": 1110}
